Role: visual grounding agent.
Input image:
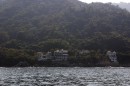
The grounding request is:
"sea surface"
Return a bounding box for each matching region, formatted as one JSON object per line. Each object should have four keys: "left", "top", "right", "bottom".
{"left": 0, "top": 67, "right": 130, "bottom": 86}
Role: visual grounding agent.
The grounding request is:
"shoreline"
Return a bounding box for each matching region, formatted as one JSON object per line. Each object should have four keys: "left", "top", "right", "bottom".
{"left": 1, "top": 64, "right": 130, "bottom": 67}
{"left": 0, "top": 66, "right": 130, "bottom": 68}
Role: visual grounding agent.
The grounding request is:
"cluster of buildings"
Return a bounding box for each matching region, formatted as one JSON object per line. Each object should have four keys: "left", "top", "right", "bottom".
{"left": 37, "top": 49, "right": 118, "bottom": 63}
{"left": 37, "top": 49, "right": 91, "bottom": 62}
{"left": 37, "top": 49, "right": 68, "bottom": 62}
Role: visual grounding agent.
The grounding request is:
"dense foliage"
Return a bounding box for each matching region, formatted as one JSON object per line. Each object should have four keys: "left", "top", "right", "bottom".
{"left": 0, "top": 0, "right": 130, "bottom": 66}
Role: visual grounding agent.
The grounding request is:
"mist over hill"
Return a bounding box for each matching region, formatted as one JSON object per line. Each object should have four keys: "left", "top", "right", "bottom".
{"left": 0, "top": 0, "right": 130, "bottom": 66}
{"left": 113, "top": 2, "right": 130, "bottom": 12}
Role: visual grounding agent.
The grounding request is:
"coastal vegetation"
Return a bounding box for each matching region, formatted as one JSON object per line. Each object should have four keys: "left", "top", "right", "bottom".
{"left": 0, "top": 0, "right": 130, "bottom": 66}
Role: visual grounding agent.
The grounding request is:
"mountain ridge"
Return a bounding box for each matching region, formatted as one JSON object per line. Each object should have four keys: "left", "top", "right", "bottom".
{"left": 0, "top": 0, "right": 130, "bottom": 52}
{"left": 113, "top": 2, "right": 130, "bottom": 12}
{"left": 0, "top": 0, "right": 130, "bottom": 66}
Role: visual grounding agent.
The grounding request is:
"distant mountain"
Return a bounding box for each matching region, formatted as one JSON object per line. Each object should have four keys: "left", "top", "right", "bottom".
{"left": 0, "top": 0, "right": 130, "bottom": 52}
{"left": 113, "top": 2, "right": 130, "bottom": 12}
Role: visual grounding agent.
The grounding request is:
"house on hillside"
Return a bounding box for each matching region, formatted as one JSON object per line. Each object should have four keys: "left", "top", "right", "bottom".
{"left": 53, "top": 49, "right": 68, "bottom": 61}
{"left": 106, "top": 51, "right": 118, "bottom": 62}
{"left": 37, "top": 49, "right": 69, "bottom": 62}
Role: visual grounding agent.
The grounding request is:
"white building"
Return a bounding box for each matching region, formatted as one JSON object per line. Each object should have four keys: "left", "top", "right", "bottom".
{"left": 106, "top": 51, "right": 118, "bottom": 62}
{"left": 53, "top": 49, "right": 68, "bottom": 61}
{"left": 37, "top": 49, "right": 69, "bottom": 61}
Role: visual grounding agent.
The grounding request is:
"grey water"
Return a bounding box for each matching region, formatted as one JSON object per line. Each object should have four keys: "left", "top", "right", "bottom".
{"left": 0, "top": 67, "right": 130, "bottom": 86}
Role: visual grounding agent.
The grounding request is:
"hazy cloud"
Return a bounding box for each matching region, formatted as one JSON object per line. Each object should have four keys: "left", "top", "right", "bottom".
{"left": 79, "top": 0, "right": 130, "bottom": 3}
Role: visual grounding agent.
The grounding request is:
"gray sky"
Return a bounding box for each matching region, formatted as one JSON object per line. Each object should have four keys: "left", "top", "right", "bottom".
{"left": 79, "top": 0, "right": 130, "bottom": 3}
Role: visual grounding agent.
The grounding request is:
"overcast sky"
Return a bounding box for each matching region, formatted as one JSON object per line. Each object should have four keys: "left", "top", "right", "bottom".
{"left": 79, "top": 0, "right": 130, "bottom": 3}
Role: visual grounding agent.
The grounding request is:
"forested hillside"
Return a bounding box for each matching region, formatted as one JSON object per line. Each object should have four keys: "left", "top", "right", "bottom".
{"left": 0, "top": 0, "right": 130, "bottom": 66}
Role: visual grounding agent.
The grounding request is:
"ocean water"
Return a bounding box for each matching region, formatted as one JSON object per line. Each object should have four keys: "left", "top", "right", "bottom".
{"left": 0, "top": 67, "right": 130, "bottom": 86}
